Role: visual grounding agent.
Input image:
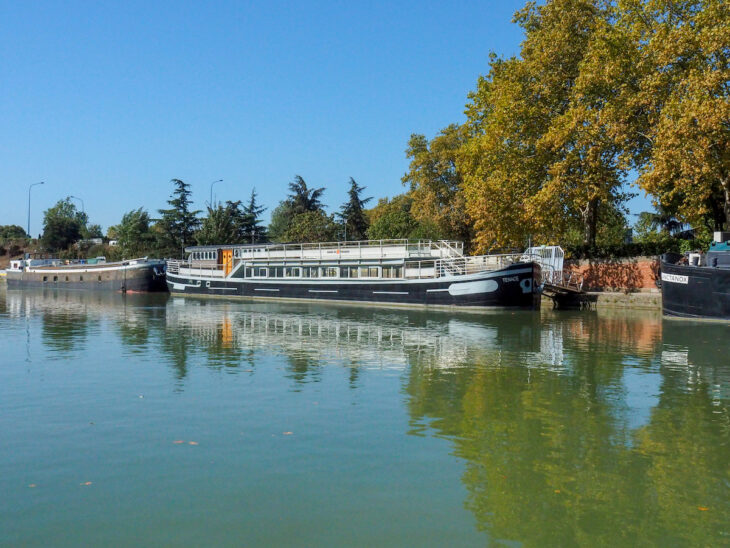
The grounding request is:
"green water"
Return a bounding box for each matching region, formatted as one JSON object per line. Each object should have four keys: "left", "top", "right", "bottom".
{"left": 1, "top": 288, "right": 728, "bottom": 547}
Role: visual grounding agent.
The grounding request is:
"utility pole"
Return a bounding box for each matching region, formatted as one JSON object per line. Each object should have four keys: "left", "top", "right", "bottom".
{"left": 27, "top": 181, "right": 44, "bottom": 238}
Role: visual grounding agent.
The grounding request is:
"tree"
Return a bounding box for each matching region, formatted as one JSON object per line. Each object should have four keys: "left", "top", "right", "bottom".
{"left": 82, "top": 224, "right": 104, "bottom": 239}
{"left": 366, "top": 194, "right": 443, "bottom": 240}
{"left": 287, "top": 175, "right": 325, "bottom": 215}
{"left": 156, "top": 179, "right": 201, "bottom": 257}
{"left": 195, "top": 201, "right": 245, "bottom": 245}
{"left": 460, "top": 0, "right": 632, "bottom": 250}
{"left": 403, "top": 125, "right": 471, "bottom": 244}
{"left": 283, "top": 210, "right": 338, "bottom": 242}
{"left": 626, "top": 0, "right": 730, "bottom": 230}
{"left": 41, "top": 198, "right": 87, "bottom": 251}
{"left": 269, "top": 176, "right": 328, "bottom": 242}
{"left": 338, "top": 178, "right": 372, "bottom": 240}
{"left": 114, "top": 208, "right": 155, "bottom": 257}
{"left": 0, "top": 225, "right": 28, "bottom": 241}
{"left": 242, "top": 188, "right": 267, "bottom": 243}
{"left": 268, "top": 202, "right": 294, "bottom": 242}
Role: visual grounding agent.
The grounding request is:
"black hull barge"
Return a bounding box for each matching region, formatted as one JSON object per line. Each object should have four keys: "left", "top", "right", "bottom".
{"left": 660, "top": 238, "right": 730, "bottom": 320}
{"left": 6, "top": 257, "right": 167, "bottom": 293}
{"left": 166, "top": 240, "right": 548, "bottom": 309}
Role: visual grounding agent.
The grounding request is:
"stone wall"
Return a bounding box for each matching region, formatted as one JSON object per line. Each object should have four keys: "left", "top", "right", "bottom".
{"left": 565, "top": 256, "right": 660, "bottom": 292}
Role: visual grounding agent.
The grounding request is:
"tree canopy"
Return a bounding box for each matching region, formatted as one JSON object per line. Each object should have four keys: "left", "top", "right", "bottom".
{"left": 41, "top": 198, "right": 88, "bottom": 252}
{"left": 156, "top": 179, "right": 201, "bottom": 257}
{"left": 338, "top": 178, "right": 371, "bottom": 241}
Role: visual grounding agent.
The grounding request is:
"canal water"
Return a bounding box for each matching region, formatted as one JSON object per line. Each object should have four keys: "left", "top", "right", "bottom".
{"left": 1, "top": 288, "right": 728, "bottom": 546}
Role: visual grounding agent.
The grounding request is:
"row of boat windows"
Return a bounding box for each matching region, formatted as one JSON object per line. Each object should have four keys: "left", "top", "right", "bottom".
{"left": 242, "top": 266, "right": 404, "bottom": 279}
{"left": 190, "top": 249, "right": 267, "bottom": 261}
{"left": 42, "top": 275, "right": 103, "bottom": 282}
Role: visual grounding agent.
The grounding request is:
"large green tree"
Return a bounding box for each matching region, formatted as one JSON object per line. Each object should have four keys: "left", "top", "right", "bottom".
{"left": 114, "top": 208, "right": 156, "bottom": 257}
{"left": 269, "top": 175, "right": 329, "bottom": 242}
{"left": 338, "top": 178, "right": 372, "bottom": 241}
{"left": 156, "top": 179, "right": 200, "bottom": 257}
{"left": 41, "top": 198, "right": 88, "bottom": 251}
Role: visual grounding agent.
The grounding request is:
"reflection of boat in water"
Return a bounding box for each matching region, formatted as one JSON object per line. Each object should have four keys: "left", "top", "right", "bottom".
{"left": 164, "top": 298, "right": 568, "bottom": 372}
{"left": 5, "top": 256, "right": 167, "bottom": 292}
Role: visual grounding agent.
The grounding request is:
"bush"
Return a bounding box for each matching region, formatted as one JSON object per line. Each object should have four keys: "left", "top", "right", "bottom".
{"left": 565, "top": 239, "right": 682, "bottom": 260}
{"left": 8, "top": 244, "right": 21, "bottom": 257}
{"left": 0, "top": 245, "right": 6, "bottom": 256}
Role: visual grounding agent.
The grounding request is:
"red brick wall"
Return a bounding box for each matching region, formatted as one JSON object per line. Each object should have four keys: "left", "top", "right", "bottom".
{"left": 565, "top": 257, "right": 660, "bottom": 291}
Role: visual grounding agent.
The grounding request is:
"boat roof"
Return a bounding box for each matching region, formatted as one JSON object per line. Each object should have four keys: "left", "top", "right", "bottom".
{"left": 184, "top": 239, "right": 463, "bottom": 252}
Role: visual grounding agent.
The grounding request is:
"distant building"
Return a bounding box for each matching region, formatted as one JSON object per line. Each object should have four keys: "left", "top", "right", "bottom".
{"left": 109, "top": 239, "right": 119, "bottom": 247}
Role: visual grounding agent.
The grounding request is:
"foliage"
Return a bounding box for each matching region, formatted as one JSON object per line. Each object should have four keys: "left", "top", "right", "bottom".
{"left": 460, "top": 0, "right": 631, "bottom": 251}
{"left": 112, "top": 208, "right": 156, "bottom": 257}
{"left": 287, "top": 175, "right": 325, "bottom": 215}
{"left": 242, "top": 188, "right": 267, "bottom": 244}
{"left": 0, "top": 225, "right": 28, "bottom": 241}
{"left": 366, "top": 194, "right": 445, "bottom": 240}
{"left": 82, "top": 224, "right": 104, "bottom": 239}
{"left": 624, "top": 0, "right": 730, "bottom": 230}
{"left": 269, "top": 176, "right": 329, "bottom": 242}
{"left": 155, "top": 179, "right": 201, "bottom": 257}
{"left": 41, "top": 198, "right": 87, "bottom": 252}
{"left": 282, "top": 210, "right": 338, "bottom": 243}
{"left": 403, "top": 124, "right": 471, "bottom": 244}
{"left": 196, "top": 201, "right": 246, "bottom": 245}
{"left": 338, "top": 178, "right": 372, "bottom": 241}
{"left": 268, "top": 202, "right": 294, "bottom": 242}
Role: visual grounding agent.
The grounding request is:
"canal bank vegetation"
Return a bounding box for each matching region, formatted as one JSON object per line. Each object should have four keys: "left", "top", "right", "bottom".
{"left": 9, "top": 0, "right": 727, "bottom": 262}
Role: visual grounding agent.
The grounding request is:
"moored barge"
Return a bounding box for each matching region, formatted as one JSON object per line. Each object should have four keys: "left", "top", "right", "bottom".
{"left": 5, "top": 256, "right": 167, "bottom": 292}
{"left": 660, "top": 233, "right": 730, "bottom": 320}
{"left": 166, "top": 239, "right": 559, "bottom": 309}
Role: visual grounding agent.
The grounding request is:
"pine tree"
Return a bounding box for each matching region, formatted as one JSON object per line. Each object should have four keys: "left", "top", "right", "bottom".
{"left": 156, "top": 179, "right": 201, "bottom": 257}
{"left": 338, "top": 178, "right": 372, "bottom": 241}
{"left": 242, "top": 188, "right": 267, "bottom": 243}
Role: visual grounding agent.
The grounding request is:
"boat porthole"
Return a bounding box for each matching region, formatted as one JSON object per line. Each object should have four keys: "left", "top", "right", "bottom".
{"left": 206, "top": 281, "right": 211, "bottom": 288}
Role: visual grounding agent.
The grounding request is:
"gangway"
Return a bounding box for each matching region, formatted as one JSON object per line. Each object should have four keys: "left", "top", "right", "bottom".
{"left": 525, "top": 246, "right": 587, "bottom": 307}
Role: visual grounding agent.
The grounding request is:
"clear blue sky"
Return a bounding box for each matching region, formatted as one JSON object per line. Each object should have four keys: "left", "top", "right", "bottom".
{"left": 1, "top": 0, "right": 651, "bottom": 237}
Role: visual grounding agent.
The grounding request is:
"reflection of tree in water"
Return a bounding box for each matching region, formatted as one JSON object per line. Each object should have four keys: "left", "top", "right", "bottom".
{"left": 404, "top": 313, "right": 729, "bottom": 546}
{"left": 41, "top": 310, "right": 90, "bottom": 355}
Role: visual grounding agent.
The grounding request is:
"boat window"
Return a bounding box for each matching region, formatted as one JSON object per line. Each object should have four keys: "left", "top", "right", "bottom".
{"left": 79, "top": 276, "right": 83, "bottom": 281}
{"left": 304, "top": 266, "right": 319, "bottom": 278}
{"left": 257, "top": 267, "right": 268, "bottom": 278}
{"left": 285, "top": 267, "right": 300, "bottom": 278}
{"left": 359, "top": 266, "right": 379, "bottom": 278}
{"left": 321, "top": 267, "right": 338, "bottom": 278}
{"left": 98, "top": 275, "right": 102, "bottom": 282}
{"left": 382, "top": 266, "right": 402, "bottom": 279}
{"left": 343, "top": 267, "right": 358, "bottom": 278}
{"left": 272, "top": 267, "right": 284, "bottom": 278}
{"left": 43, "top": 276, "right": 48, "bottom": 282}
{"left": 245, "top": 267, "right": 253, "bottom": 278}
{"left": 65, "top": 276, "right": 69, "bottom": 281}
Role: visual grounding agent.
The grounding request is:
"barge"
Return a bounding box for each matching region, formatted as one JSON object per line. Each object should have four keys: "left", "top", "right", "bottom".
{"left": 660, "top": 232, "right": 730, "bottom": 320}
{"left": 165, "top": 239, "right": 561, "bottom": 309}
{"left": 5, "top": 256, "right": 167, "bottom": 292}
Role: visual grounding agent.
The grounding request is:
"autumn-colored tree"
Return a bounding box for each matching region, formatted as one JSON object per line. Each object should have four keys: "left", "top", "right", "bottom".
{"left": 624, "top": 0, "right": 730, "bottom": 230}
{"left": 402, "top": 124, "right": 472, "bottom": 245}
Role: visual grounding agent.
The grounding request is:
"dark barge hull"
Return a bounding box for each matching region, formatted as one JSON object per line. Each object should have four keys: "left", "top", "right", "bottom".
{"left": 6, "top": 264, "right": 167, "bottom": 292}
{"left": 167, "top": 262, "right": 541, "bottom": 309}
{"left": 660, "top": 261, "right": 730, "bottom": 319}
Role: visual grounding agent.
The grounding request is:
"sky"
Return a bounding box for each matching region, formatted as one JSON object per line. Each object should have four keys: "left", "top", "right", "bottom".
{"left": 1, "top": 0, "right": 651, "bottom": 237}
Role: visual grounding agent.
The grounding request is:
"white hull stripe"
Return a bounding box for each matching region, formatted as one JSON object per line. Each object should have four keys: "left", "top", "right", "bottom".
{"left": 373, "top": 291, "right": 409, "bottom": 295}
{"left": 254, "top": 288, "right": 279, "bottom": 292}
{"left": 167, "top": 267, "right": 534, "bottom": 285}
{"left": 309, "top": 290, "right": 338, "bottom": 293}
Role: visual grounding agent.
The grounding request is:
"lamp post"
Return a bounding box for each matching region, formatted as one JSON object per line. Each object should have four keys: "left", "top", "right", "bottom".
{"left": 209, "top": 179, "right": 223, "bottom": 207}
{"left": 69, "top": 195, "right": 85, "bottom": 213}
{"left": 27, "top": 181, "right": 44, "bottom": 238}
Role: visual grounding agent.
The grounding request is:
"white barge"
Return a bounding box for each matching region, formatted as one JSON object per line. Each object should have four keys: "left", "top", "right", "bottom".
{"left": 166, "top": 239, "right": 563, "bottom": 309}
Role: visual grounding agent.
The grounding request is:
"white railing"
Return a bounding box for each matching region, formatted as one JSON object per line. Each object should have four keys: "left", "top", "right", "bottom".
{"left": 189, "top": 239, "right": 464, "bottom": 262}
{"left": 167, "top": 260, "right": 225, "bottom": 278}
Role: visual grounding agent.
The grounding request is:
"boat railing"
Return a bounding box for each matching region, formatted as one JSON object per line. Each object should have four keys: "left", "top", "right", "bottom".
{"left": 431, "top": 252, "right": 528, "bottom": 278}
{"left": 167, "top": 259, "right": 225, "bottom": 278}
{"left": 192, "top": 239, "right": 464, "bottom": 261}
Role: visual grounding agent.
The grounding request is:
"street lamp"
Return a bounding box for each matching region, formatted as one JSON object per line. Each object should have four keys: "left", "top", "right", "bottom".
{"left": 27, "top": 181, "right": 44, "bottom": 238}
{"left": 69, "top": 195, "right": 85, "bottom": 213}
{"left": 209, "top": 179, "right": 223, "bottom": 207}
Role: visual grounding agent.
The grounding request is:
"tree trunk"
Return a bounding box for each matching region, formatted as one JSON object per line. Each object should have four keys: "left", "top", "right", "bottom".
{"left": 721, "top": 175, "right": 730, "bottom": 232}
{"left": 582, "top": 198, "right": 599, "bottom": 248}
